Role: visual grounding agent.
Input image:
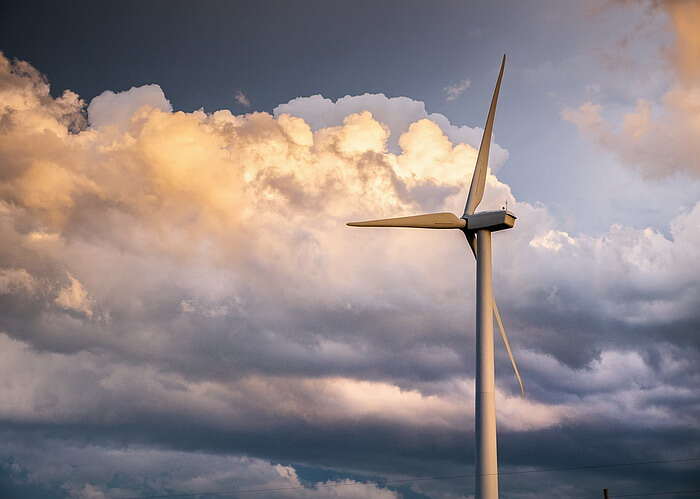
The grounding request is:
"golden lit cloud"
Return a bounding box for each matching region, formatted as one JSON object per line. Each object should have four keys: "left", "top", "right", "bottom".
{"left": 565, "top": 0, "right": 700, "bottom": 176}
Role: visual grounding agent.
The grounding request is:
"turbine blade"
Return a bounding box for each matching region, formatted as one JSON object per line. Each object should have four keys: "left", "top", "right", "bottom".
{"left": 347, "top": 212, "right": 465, "bottom": 229}
{"left": 464, "top": 231, "right": 525, "bottom": 396}
{"left": 465, "top": 231, "right": 477, "bottom": 257}
{"left": 493, "top": 299, "right": 525, "bottom": 397}
{"left": 463, "top": 54, "right": 506, "bottom": 217}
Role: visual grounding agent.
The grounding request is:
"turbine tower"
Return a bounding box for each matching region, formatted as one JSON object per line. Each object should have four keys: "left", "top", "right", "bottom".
{"left": 347, "top": 55, "right": 522, "bottom": 499}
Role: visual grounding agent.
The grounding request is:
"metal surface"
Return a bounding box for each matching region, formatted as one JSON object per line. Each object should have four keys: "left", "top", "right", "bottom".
{"left": 493, "top": 300, "right": 525, "bottom": 397}
{"left": 465, "top": 210, "right": 516, "bottom": 231}
{"left": 466, "top": 232, "right": 525, "bottom": 398}
{"left": 347, "top": 212, "right": 466, "bottom": 229}
{"left": 464, "top": 55, "right": 506, "bottom": 217}
{"left": 476, "top": 230, "right": 498, "bottom": 499}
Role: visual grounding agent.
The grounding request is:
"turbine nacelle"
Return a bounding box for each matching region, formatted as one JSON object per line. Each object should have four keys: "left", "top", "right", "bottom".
{"left": 463, "top": 210, "right": 516, "bottom": 232}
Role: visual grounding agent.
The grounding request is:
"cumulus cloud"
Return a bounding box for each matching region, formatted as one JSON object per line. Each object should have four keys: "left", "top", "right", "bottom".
{"left": 0, "top": 51, "right": 699, "bottom": 497}
{"left": 273, "top": 92, "right": 509, "bottom": 168}
{"left": 87, "top": 83, "right": 171, "bottom": 129}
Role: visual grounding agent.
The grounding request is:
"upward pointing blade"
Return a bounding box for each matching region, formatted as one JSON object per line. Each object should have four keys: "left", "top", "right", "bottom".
{"left": 463, "top": 54, "right": 506, "bottom": 217}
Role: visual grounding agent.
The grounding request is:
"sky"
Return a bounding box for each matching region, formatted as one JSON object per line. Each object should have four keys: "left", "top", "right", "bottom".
{"left": 0, "top": 0, "right": 698, "bottom": 498}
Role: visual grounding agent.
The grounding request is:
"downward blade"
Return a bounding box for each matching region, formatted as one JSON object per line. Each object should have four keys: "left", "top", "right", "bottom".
{"left": 463, "top": 54, "right": 506, "bottom": 217}
{"left": 465, "top": 231, "right": 477, "bottom": 256}
{"left": 347, "top": 212, "right": 466, "bottom": 229}
{"left": 493, "top": 299, "right": 525, "bottom": 397}
{"left": 464, "top": 231, "right": 525, "bottom": 396}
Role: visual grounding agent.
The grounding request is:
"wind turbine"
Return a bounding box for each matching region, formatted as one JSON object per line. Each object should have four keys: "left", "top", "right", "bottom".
{"left": 347, "top": 55, "right": 522, "bottom": 499}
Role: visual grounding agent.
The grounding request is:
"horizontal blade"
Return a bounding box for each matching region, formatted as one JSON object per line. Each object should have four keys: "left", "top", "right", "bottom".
{"left": 347, "top": 212, "right": 466, "bottom": 229}
{"left": 464, "top": 54, "right": 506, "bottom": 217}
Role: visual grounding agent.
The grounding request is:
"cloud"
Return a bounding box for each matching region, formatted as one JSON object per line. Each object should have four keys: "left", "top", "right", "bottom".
{"left": 0, "top": 51, "right": 699, "bottom": 497}
{"left": 444, "top": 78, "right": 471, "bottom": 101}
{"left": 562, "top": 90, "right": 700, "bottom": 177}
{"left": 0, "top": 332, "right": 572, "bottom": 435}
{"left": 0, "top": 267, "right": 37, "bottom": 295}
{"left": 54, "top": 273, "right": 93, "bottom": 317}
{"left": 0, "top": 438, "right": 399, "bottom": 499}
{"left": 658, "top": 0, "right": 700, "bottom": 85}
{"left": 565, "top": 0, "right": 700, "bottom": 177}
{"left": 235, "top": 89, "right": 251, "bottom": 107}
{"left": 87, "top": 84, "right": 171, "bottom": 130}
{"left": 273, "top": 92, "right": 509, "bottom": 168}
